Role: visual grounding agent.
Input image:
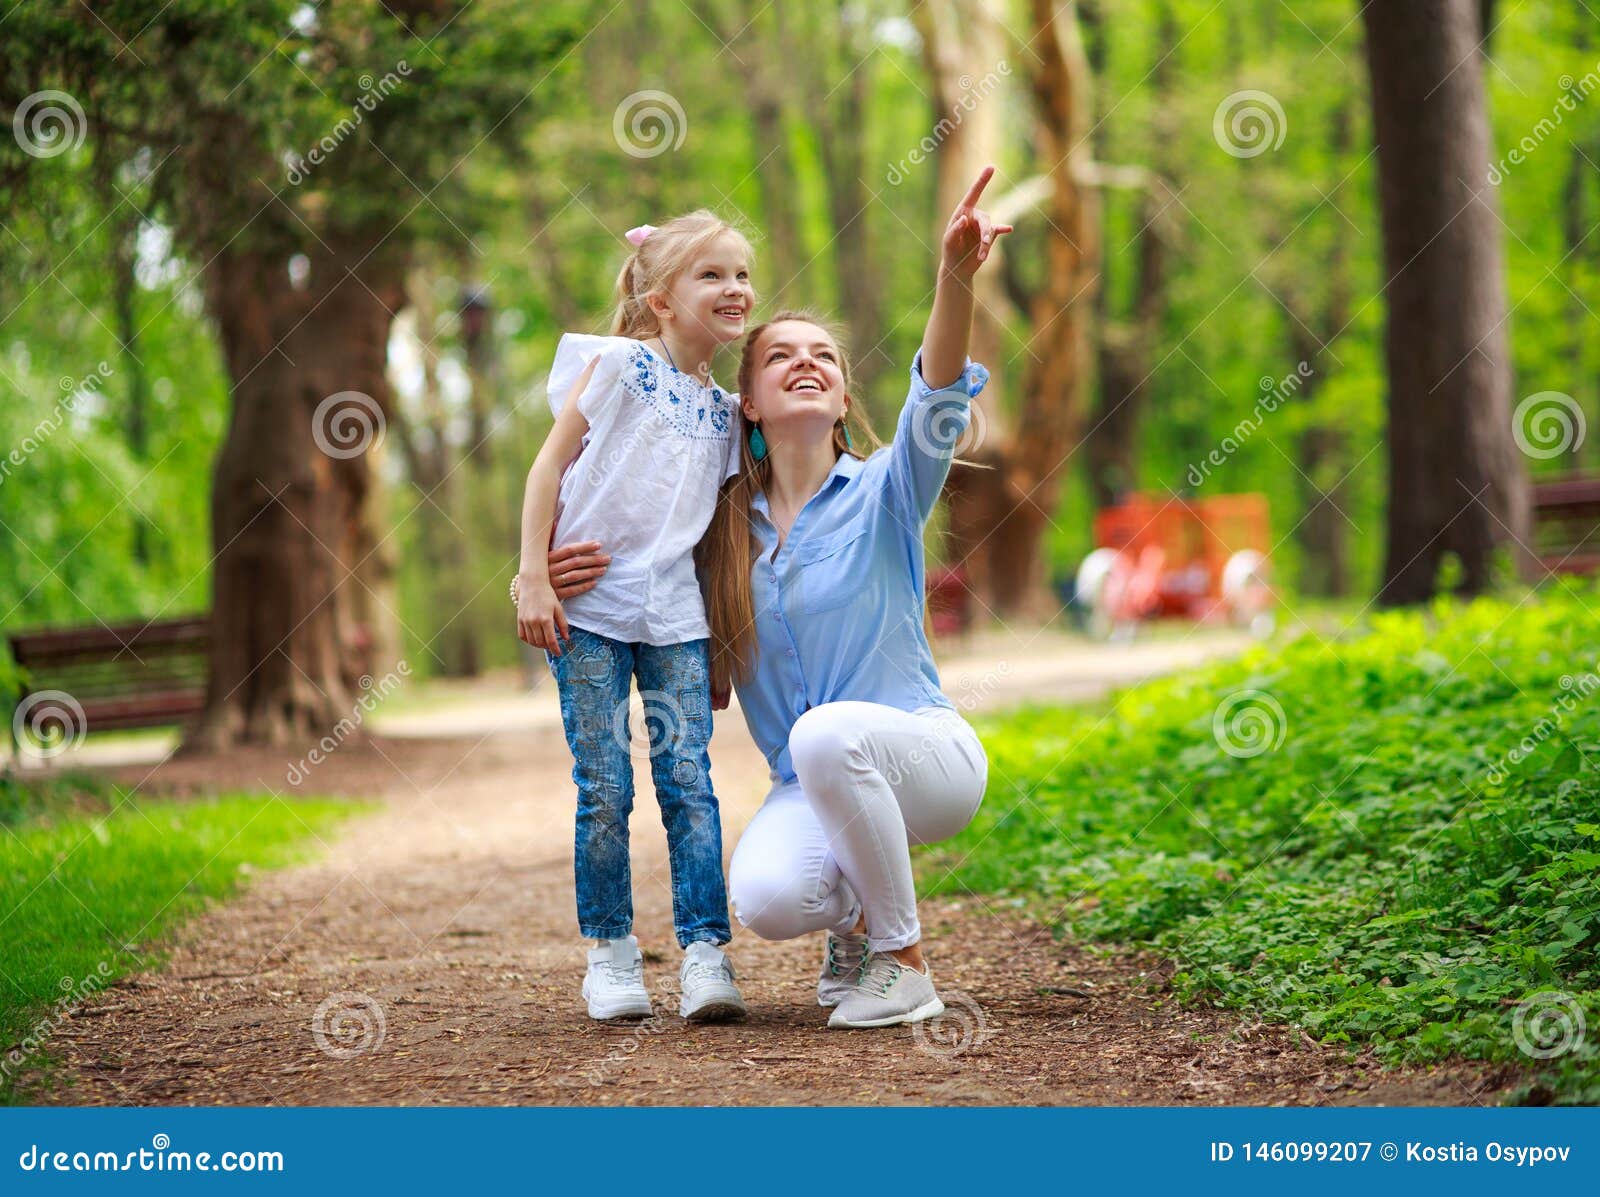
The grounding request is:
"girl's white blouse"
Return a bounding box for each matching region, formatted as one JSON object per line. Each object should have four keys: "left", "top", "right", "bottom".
{"left": 545, "top": 332, "right": 741, "bottom": 647}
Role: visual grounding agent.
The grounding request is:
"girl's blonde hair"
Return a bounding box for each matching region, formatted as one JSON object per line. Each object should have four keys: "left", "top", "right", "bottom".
{"left": 696, "top": 311, "right": 880, "bottom": 697}
{"left": 610, "top": 210, "right": 754, "bottom": 339}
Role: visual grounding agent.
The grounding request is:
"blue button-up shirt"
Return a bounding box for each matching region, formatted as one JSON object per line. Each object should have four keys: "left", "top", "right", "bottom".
{"left": 734, "top": 354, "right": 990, "bottom": 783}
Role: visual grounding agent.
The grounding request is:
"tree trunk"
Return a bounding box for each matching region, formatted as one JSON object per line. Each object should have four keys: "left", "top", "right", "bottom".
{"left": 917, "top": 0, "right": 1094, "bottom": 619}
{"left": 94, "top": 149, "right": 154, "bottom": 566}
{"left": 1362, "top": 0, "right": 1530, "bottom": 603}
{"left": 810, "top": 4, "right": 886, "bottom": 392}
{"left": 1086, "top": 0, "right": 1174, "bottom": 513}
{"left": 186, "top": 243, "right": 404, "bottom": 750}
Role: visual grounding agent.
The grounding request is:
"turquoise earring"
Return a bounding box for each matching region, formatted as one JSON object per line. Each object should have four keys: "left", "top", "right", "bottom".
{"left": 749, "top": 423, "right": 768, "bottom": 462}
{"left": 839, "top": 419, "right": 854, "bottom": 451}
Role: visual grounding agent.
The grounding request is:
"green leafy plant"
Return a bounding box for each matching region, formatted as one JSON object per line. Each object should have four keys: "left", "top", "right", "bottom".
{"left": 928, "top": 582, "right": 1600, "bottom": 1103}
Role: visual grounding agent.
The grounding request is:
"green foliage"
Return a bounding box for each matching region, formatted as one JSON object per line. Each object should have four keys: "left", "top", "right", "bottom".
{"left": 4, "top": 0, "right": 1598, "bottom": 664}
{"left": 0, "top": 784, "right": 362, "bottom": 1102}
{"left": 929, "top": 583, "right": 1600, "bottom": 1103}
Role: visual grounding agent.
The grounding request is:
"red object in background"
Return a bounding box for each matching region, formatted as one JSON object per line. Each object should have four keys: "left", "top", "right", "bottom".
{"left": 1083, "top": 493, "right": 1273, "bottom": 628}
{"left": 925, "top": 564, "right": 972, "bottom": 637}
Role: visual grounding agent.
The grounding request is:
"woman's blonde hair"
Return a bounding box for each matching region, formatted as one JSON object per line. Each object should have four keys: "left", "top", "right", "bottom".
{"left": 610, "top": 210, "right": 754, "bottom": 339}
{"left": 696, "top": 311, "right": 881, "bottom": 697}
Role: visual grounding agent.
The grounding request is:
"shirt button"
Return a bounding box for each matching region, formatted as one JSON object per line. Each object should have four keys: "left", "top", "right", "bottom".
{"left": 786, "top": 649, "right": 795, "bottom": 657}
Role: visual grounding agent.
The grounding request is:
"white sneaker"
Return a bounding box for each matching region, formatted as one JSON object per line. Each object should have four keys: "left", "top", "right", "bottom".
{"left": 582, "top": 935, "right": 653, "bottom": 1021}
{"left": 817, "top": 931, "right": 869, "bottom": 1008}
{"left": 678, "top": 941, "right": 748, "bottom": 1023}
{"left": 827, "top": 952, "right": 945, "bottom": 1029}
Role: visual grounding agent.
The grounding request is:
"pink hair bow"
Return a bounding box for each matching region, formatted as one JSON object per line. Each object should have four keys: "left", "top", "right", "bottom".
{"left": 624, "top": 224, "right": 656, "bottom": 247}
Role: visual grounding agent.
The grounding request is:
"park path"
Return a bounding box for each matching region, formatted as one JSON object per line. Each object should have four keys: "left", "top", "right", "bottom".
{"left": 31, "top": 630, "right": 1520, "bottom": 1106}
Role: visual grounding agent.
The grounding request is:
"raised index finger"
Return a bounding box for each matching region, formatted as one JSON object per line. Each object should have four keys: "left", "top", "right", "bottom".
{"left": 959, "top": 164, "right": 996, "bottom": 211}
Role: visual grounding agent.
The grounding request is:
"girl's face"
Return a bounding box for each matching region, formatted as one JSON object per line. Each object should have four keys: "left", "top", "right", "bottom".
{"left": 742, "top": 320, "right": 848, "bottom": 434}
{"left": 657, "top": 232, "right": 753, "bottom": 348}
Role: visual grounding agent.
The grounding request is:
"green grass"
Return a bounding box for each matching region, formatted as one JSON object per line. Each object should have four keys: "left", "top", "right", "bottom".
{"left": 0, "top": 775, "right": 364, "bottom": 1101}
{"left": 925, "top": 581, "right": 1600, "bottom": 1104}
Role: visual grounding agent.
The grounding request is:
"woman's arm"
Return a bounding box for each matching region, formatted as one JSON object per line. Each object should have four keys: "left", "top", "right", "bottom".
{"left": 918, "top": 164, "right": 1012, "bottom": 388}
{"left": 888, "top": 165, "right": 1009, "bottom": 521}
{"left": 516, "top": 357, "right": 598, "bottom": 655}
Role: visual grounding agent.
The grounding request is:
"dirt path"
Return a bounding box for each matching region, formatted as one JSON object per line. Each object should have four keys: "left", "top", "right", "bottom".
{"left": 28, "top": 635, "right": 1523, "bottom": 1106}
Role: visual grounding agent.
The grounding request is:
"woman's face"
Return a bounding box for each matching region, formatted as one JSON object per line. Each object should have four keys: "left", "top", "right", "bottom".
{"left": 743, "top": 320, "right": 848, "bottom": 437}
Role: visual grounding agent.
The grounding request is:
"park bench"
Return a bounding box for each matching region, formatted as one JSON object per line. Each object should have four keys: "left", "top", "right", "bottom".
{"left": 1530, "top": 475, "right": 1600, "bottom": 576}
{"left": 7, "top": 616, "right": 210, "bottom": 751}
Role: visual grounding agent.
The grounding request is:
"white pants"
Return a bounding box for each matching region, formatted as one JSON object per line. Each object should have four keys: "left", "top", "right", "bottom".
{"left": 728, "top": 701, "right": 988, "bottom": 953}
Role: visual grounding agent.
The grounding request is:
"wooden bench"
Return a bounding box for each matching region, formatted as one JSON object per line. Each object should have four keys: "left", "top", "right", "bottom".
{"left": 7, "top": 616, "right": 210, "bottom": 752}
{"left": 1530, "top": 475, "right": 1600, "bottom": 576}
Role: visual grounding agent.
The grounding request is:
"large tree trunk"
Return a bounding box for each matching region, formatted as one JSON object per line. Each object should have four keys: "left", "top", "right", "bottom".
{"left": 1362, "top": 0, "right": 1530, "bottom": 604}
{"left": 1085, "top": 0, "right": 1173, "bottom": 513}
{"left": 186, "top": 243, "right": 404, "bottom": 750}
{"left": 918, "top": 0, "right": 1094, "bottom": 618}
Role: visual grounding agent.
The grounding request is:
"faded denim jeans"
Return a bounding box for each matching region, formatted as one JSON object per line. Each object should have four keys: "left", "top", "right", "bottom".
{"left": 547, "top": 627, "right": 731, "bottom": 948}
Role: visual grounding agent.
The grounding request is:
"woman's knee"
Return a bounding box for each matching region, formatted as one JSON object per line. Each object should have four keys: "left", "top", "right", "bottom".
{"left": 787, "top": 703, "right": 869, "bottom": 788}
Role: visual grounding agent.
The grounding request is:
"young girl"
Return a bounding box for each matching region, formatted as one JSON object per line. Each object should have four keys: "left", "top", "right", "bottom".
{"left": 516, "top": 211, "right": 753, "bottom": 1023}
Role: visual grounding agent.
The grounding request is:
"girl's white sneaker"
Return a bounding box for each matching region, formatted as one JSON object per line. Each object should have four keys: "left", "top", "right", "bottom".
{"left": 582, "top": 935, "right": 653, "bottom": 1020}
{"left": 678, "top": 941, "right": 748, "bottom": 1022}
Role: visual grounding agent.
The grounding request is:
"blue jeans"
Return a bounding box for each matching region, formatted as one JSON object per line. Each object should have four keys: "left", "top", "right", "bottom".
{"left": 547, "top": 627, "right": 731, "bottom": 948}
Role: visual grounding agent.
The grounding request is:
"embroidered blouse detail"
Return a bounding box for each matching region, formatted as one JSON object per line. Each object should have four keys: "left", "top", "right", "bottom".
{"left": 543, "top": 332, "right": 741, "bottom": 647}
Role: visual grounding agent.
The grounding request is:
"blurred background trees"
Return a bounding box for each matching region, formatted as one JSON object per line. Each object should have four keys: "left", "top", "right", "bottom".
{"left": 3, "top": 0, "right": 1594, "bottom": 743}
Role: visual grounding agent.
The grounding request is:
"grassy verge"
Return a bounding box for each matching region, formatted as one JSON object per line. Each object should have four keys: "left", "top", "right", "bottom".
{"left": 925, "top": 582, "right": 1600, "bottom": 1104}
{"left": 0, "top": 773, "right": 364, "bottom": 1101}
